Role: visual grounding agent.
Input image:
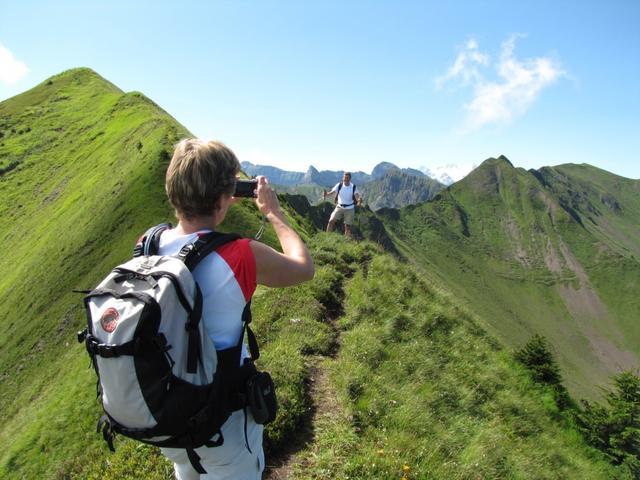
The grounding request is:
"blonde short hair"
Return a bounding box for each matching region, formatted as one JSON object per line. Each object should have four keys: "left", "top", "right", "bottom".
{"left": 165, "top": 139, "right": 240, "bottom": 219}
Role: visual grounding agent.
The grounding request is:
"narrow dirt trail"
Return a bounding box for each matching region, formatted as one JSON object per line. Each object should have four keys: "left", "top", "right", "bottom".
{"left": 264, "top": 245, "right": 366, "bottom": 479}
{"left": 264, "top": 356, "right": 338, "bottom": 479}
{"left": 264, "top": 306, "right": 344, "bottom": 479}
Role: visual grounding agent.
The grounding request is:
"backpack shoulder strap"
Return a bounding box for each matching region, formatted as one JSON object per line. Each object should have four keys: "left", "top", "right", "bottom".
{"left": 177, "top": 231, "right": 242, "bottom": 271}
{"left": 175, "top": 231, "right": 242, "bottom": 373}
{"left": 133, "top": 223, "right": 172, "bottom": 257}
{"left": 335, "top": 182, "right": 342, "bottom": 204}
{"left": 352, "top": 184, "right": 356, "bottom": 203}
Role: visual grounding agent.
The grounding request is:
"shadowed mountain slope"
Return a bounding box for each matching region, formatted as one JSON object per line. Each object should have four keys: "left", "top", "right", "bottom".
{"left": 241, "top": 161, "right": 373, "bottom": 187}
{"left": 359, "top": 167, "right": 445, "bottom": 210}
{"left": 241, "top": 161, "right": 443, "bottom": 210}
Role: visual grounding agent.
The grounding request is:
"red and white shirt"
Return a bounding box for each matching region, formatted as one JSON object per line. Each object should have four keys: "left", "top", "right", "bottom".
{"left": 158, "top": 229, "right": 256, "bottom": 361}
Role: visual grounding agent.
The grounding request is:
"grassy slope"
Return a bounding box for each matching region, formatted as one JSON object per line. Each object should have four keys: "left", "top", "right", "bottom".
{"left": 0, "top": 71, "right": 625, "bottom": 478}
{"left": 61, "top": 236, "right": 619, "bottom": 479}
{"left": 292, "top": 236, "right": 616, "bottom": 479}
{"left": 535, "top": 164, "right": 640, "bottom": 344}
{"left": 376, "top": 157, "right": 640, "bottom": 400}
{"left": 0, "top": 68, "right": 290, "bottom": 478}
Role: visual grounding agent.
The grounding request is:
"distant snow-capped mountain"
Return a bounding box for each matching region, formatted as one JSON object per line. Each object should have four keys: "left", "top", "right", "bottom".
{"left": 420, "top": 164, "right": 478, "bottom": 185}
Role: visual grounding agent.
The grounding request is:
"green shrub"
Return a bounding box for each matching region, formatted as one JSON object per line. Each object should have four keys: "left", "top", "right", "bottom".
{"left": 515, "top": 334, "right": 562, "bottom": 385}
{"left": 576, "top": 371, "right": 640, "bottom": 474}
{"left": 514, "top": 334, "right": 572, "bottom": 410}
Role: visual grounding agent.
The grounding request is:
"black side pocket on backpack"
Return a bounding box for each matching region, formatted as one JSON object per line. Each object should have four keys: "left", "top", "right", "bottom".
{"left": 246, "top": 371, "right": 277, "bottom": 425}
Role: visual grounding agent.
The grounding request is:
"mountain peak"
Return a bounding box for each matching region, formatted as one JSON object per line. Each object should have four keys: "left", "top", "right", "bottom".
{"left": 372, "top": 161, "right": 426, "bottom": 180}
{"left": 0, "top": 67, "right": 125, "bottom": 118}
{"left": 43, "top": 67, "right": 121, "bottom": 92}
{"left": 53, "top": 67, "right": 100, "bottom": 79}
{"left": 453, "top": 155, "right": 520, "bottom": 196}
{"left": 372, "top": 162, "right": 399, "bottom": 179}
{"left": 479, "top": 155, "right": 514, "bottom": 169}
{"left": 496, "top": 155, "right": 514, "bottom": 167}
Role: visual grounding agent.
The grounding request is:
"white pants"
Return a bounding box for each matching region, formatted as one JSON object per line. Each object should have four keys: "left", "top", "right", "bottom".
{"left": 161, "top": 410, "right": 264, "bottom": 480}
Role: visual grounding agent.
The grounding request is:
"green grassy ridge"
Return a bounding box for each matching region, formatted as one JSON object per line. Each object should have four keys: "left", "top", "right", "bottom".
{"left": 0, "top": 68, "right": 188, "bottom": 421}
{"left": 0, "top": 68, "right": 289, "bottom": 478}
{"left": 375, "top": 156, "right": 640, "bottom": 400}
{"left": 0, "top": 67, "right": 340, "bottom": 478}
{"left": 292, "top": 239, "right": 618, "bottom": 479}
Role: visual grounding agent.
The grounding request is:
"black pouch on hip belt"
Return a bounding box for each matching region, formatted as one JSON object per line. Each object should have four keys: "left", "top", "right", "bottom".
{"left": 246, "top": 371, "right": 278, "bottom": 424}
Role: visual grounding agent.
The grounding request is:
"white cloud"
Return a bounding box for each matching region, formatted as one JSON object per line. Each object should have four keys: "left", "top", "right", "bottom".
{"left": 437, "top": 35, "right": 565, "bottom": 132}
{"left": 435, "top": 38, "right": 489, "bottom": 90}
{"left": 0, "top": 44, "right": 29, "bottom": 84}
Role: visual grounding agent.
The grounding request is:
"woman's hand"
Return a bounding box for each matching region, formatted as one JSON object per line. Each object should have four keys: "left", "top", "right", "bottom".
{"left": 254, "top": 176, "right": 282, "bottom": 218}
{"left": 250, "top": 176, "right": 314, "bottom": 287}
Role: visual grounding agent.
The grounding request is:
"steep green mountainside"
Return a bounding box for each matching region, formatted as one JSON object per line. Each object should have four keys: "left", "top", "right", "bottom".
{"left": 377, "top": 156, "right": 640, "bottom": 399}
{"left": 0, "top": 68, "right": 291, "bottom": 478}
{"left": 533, "top": 163, "right": 640, "bottom": 257}
{"left": 0, "top": 70, "right": 627, "bottom": 478}
{"left": 359, "top": 168, "right": 445, "bottom": 210}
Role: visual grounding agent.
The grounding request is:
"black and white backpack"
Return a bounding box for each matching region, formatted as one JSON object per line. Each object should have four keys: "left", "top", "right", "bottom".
{"left": 77, "top": 223, "right": 276, "bottom": 473}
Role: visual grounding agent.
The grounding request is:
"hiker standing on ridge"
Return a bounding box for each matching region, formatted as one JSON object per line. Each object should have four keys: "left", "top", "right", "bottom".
{"left": 323, "top": 171, "right": 362, "bottom": 238}
{"left": 159, "top": 139, "right": 314, "bottom": 479}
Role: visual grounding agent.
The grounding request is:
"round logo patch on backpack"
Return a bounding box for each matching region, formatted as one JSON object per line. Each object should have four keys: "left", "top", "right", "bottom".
{"left": 100, "top": 307, "right": 120, "bottom": 333}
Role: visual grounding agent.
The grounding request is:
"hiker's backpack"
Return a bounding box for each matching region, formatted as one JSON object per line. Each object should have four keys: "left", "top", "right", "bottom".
{"left": 77, "top": 223, "right": 276, "bottom": 473}
{"left": 335, "top": 182, "right": 357, "bottom": 206}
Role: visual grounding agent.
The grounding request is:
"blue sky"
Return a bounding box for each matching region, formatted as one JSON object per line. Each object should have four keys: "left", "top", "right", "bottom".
{"left": 1, "top": 1, "right": 639, "bottom": 179}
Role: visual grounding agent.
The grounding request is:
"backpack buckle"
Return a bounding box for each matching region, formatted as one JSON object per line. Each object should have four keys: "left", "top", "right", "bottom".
{"left": 99, "top": 344, "right": 118, "bottom": 358}
{"left": 77, "top": 329, "right": 87, "bottom": 343}
{"left": 178, "top": 243, "right": 196, "bottom": 261}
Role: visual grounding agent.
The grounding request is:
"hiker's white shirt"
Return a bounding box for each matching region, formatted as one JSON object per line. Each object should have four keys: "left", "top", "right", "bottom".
{"left": 330, "top": 182, "right": 356, "bottom": 209}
